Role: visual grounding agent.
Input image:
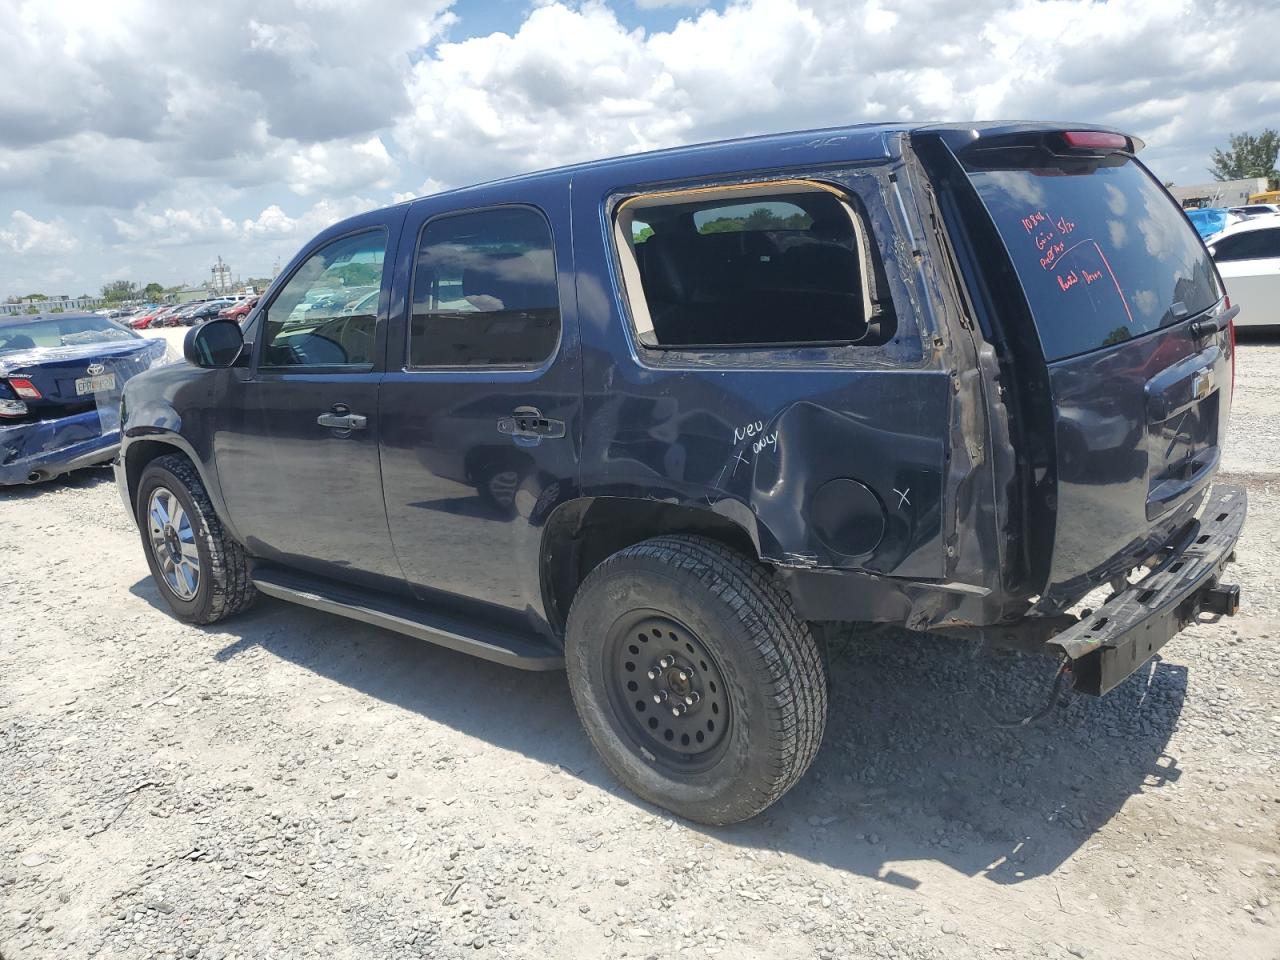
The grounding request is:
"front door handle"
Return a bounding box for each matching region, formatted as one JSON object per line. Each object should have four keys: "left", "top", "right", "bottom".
{"left": 317, "top": 410, "right": 367, "bottom": 430}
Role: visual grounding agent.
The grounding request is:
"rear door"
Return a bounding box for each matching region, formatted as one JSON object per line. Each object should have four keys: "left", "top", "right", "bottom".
{"left": 942, "top": 132, "right": 1233, "bottom": 605}
{"left": 378, "top": 186, "right": 580, "bottom": 637}
{"left": 1210, "top": 225, "right": 1280, "bottom": 327}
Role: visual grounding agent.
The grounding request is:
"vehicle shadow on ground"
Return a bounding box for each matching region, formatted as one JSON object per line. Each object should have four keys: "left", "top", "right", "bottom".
{"left": 129, "top": 580, "right": 1186, "bottom": 890}
{"left": 0, "top": 466, "right": 114, "bottom": 500}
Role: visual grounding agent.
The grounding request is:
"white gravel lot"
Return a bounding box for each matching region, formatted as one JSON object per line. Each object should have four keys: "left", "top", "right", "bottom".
{"left": 1, "top": 335, "right": 1278, "bottom": 960}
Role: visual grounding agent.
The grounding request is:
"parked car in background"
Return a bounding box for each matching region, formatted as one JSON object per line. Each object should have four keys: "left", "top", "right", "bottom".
{"left": 1, "top": 313, "right": 169, "bottom": 484}
{"left": 219, "top": 296, "right": 259, "bottom": 322}
{"left": 1227, "top": 203, "right": 1280, "bottom": 219}
{"left": 1207, "top": 215, "right": 1280, "bottom": 329}
{"left": 128, "top": 306, "right": 171, "bottom": 329}
{"left": 158, "top": 303, "right": 203, "bottom": 327}
{"left": 1185, "top": 207, "right": 1240, "bottom": 239}
{"left": 116, "top": 122, "right": 1244, "bottom": 824}
{"left": 183, "top": 300, "right": 234, "bottom": 325}
{"left": 149, "top": 305, "right": 184, "bottom": 328}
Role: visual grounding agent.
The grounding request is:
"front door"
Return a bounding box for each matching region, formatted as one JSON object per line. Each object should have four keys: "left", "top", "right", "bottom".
{"left": 379, "top": 191, "right": 580, "bottom": 636}
{"left": 214, "top": 215, "right": 404, "bottom": 587}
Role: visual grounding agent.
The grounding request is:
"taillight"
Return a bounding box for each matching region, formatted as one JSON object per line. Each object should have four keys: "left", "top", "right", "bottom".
{"left": 7, "top": 377, "right": 42, "bottom": 400}
{"left": 1061, "top": 130, "right": 1129, "bottom": 151}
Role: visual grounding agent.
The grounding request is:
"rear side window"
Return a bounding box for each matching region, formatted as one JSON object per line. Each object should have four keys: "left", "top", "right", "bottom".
{"left": 1212, "top": 228, "right": 1280, "bottom": 262}
{"left": 963, "top": 154, "right": 1221, "bottom": 361}
{"left": 614, "top": 183, "right": 896, "bottom": 349}
{"left": 409, "top": 206, "right": 560, "bottom": 368}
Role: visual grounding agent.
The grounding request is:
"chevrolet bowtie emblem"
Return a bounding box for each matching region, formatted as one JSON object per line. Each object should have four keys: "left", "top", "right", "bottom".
{"left": 1192, "top": 368, "right": 1213, "bottom": 402}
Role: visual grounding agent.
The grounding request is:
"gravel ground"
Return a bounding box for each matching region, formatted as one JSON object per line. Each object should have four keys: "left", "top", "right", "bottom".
{"left": 2, "top": 335, "right": 1278, "bottom": 960}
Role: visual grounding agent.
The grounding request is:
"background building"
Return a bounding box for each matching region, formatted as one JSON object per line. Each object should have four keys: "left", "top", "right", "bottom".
{"left": 1168, "top": 177, "right": 1271, "bottom": 208}
{"left": 211, "top": 256, "right": 232, "bottom": 294}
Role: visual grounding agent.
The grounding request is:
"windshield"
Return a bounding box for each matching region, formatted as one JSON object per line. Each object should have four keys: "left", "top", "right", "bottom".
{"left": 0, "top": 315, "right": 140, "bottom": 356}
{"left": 964, "top": 155, "right": 1221, "bottom": 361}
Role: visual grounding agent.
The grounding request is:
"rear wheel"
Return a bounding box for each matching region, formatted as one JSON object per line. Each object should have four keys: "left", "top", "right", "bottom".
{"left": 136, "top": 454, "right": 256, "bottom": 624}
{"left": 565, "top": 535, "right": 827, "bottom": 824}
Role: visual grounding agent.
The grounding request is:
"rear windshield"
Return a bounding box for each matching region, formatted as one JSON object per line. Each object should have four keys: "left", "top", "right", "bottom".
{"left": 0, "top": 315, "right": 138, "bottom": 356}
{"left": 964, "top": 155, "right": 1220, "bottom": 361}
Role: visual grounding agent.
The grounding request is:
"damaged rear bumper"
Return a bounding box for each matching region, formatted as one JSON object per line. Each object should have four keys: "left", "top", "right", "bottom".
{"left": 1049, "top": 483, "right": 1247, "bottom": 696}
{"left": 0, "top": 411, "right": 119, "bottom": 485}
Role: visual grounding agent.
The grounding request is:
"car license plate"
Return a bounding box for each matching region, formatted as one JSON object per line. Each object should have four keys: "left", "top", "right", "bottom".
{"left": 74, "top": 373, "right": 116, "bottom": 396}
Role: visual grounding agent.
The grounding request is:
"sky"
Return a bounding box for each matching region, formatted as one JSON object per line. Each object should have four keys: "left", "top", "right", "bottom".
{"left": 1, "top": 0, "right": 1277, "bottom": 298}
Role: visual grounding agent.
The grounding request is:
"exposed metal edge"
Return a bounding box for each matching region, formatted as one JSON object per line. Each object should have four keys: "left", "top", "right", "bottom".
{"left": 1049, "top": 483, "right": 1246, "bottom": 695}
{"left": 251, "top": 578, "right": 564, "bottom": 672}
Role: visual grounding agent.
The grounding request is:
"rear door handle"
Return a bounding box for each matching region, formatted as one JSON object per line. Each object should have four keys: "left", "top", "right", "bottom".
{"left": 317, "top": 410, "right": 367, "bottom": 430}
{"left": 497, "top": 406, "right": 565, "bottom": 440}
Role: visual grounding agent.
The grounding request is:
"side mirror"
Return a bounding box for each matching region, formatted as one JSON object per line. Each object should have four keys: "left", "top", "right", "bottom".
{"left": 184, "top": 318, "right": 245, "bottom": 368}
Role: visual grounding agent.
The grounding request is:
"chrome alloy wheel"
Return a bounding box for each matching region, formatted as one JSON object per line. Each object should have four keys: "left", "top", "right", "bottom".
{"left": 147, "top": 486, "right": 200, "bottom": 601}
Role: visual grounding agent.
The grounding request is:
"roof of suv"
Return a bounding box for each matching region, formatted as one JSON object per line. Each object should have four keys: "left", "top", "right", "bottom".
{"left": 391, "top": 120, "right": 1139, "bottom": 207}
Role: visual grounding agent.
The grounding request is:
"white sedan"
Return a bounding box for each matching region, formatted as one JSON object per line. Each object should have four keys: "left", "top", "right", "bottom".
{"left": 1207, "top": 215, "right": 1280, "bottom": 329}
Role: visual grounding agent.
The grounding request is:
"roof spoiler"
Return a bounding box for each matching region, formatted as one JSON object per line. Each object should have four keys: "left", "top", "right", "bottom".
{"left": 915, "top": 124, "right": 1145, "bottom": 158}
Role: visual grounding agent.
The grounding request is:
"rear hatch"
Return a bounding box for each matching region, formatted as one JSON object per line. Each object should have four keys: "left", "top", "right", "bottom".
{"left": 930, "top": 129, "right": 1234, "bottom": 609}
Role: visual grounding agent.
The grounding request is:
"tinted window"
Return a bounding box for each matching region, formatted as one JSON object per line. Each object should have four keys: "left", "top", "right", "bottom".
{"left": 409, "top": 207, "right": 560, "bottom": 368}
{"left": 617, "top": 187, "right": 895, "bottom": 348}
{"left": 1213, "top": 228, "right": 1280, "bottom": 262}
{"left": 965, "top": 156, "right": 1221, "bottom": 361}
{"left": 261, "top": 231, "right": 385, "bottom": 369}
{"left": 0, "top": 315, "right": 138, "bottom": 355}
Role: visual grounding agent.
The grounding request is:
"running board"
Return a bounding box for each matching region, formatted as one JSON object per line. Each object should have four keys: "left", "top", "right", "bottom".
{"left": 250, "top": 567, "right": 563, "bottom": 671}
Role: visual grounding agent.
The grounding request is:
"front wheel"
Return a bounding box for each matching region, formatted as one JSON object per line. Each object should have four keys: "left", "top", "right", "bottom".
{"left": 565, "top": 535, "right": 828, "bottom": 825}
{"left": 136, "top": 454, "right": 256, "bottom": 624}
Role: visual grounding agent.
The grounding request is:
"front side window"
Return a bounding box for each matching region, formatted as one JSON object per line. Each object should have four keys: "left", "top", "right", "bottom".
{"left": 409, "top": 207, "right": 560, "bottom": 368}
{"left": 261, "top": 230, "right": 386, "bottom": 369}
{"left": 614, "top": 183, "right": 895, "bottom": 349}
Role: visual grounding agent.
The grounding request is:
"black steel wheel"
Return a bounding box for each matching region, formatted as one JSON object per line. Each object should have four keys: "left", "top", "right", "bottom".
{"left": 566, "top": 534, "right": 828, "bottom": 825}
{"left": 606, "top": 611, "right": 731, "bottom": 772}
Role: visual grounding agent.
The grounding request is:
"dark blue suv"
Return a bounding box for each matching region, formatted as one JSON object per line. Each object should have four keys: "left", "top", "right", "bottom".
{"left": 116, "top": 122, "right": 1246, "bottom": 824}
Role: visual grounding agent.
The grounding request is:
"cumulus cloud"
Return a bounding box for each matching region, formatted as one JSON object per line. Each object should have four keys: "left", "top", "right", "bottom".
{"left": 0, "top": 0, "right": 452, "bottom": 207}
{"left": 2, "top": 0, "right": 1278, "bottom": 295}
{"left": 396, "top": 0, "right": 1280, "bottom": 187}
{"left": 287, "top": 137, "right": 397, "bottom": 197}
{"left": 111, "top": 206, "right": 239, "bottom": 245}
{"left": 0, "top": 211, "right": 78, "bottom": 255}
{"left": 635, "top": 0, "right": 709, "bottom": 8}
{"left": 242, "top": 196, "right": 381, "bottom": 239}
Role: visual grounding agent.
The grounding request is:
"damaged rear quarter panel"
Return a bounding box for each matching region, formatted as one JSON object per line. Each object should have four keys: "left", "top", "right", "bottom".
{"left": 572, "top": 155, "right": 962, "bottom": 585}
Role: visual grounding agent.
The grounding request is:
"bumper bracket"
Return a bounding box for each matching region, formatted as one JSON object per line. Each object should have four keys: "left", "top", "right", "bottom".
{"left": 1049, "top": 483, "right": 1247, "bottom": 696}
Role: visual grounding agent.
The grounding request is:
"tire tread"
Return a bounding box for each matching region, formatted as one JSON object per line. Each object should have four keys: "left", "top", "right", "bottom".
{"left": 570, "top": 534, "right": 827, "bottom": 821}
{"left": 143, "top": 454, "right": 256, "bottom": 624}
